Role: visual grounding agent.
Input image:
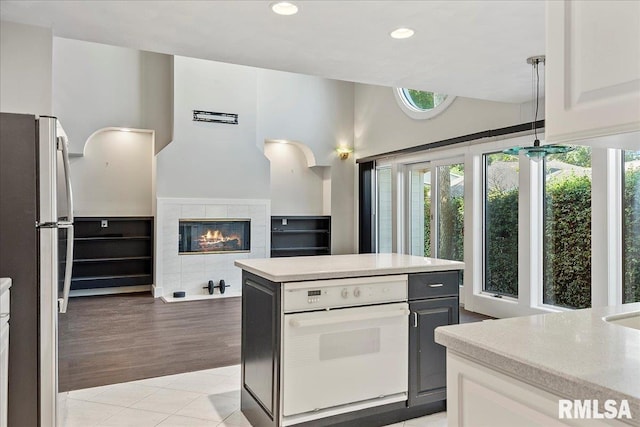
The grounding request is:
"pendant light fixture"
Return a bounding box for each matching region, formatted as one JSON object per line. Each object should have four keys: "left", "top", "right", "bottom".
{"left": 503, "top": 56, "right": 574, "bottom": 160}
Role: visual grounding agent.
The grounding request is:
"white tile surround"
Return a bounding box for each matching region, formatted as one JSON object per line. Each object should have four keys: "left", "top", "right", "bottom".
{"left": 60, "top": 365, "right": 448, "bottom": 427}
{"left": 155, "top": 198, "right": 270, "bottom": 301}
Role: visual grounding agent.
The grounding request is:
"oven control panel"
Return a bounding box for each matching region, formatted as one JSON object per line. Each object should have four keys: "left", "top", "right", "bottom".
{"left": 283, "top": 275, "right": 408, "bottom": 312}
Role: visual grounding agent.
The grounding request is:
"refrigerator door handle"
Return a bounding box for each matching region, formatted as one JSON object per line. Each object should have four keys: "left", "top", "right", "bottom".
{"left": 58, "top": 136, "right": 74, "bottom": 223}
{"left": 58, "top": 223, "right": 73, "bottom": 314}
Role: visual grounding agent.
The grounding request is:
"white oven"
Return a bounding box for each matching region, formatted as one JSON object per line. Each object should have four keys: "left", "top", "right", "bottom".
{"left": 281, "top": 275, "right": 409, "bottom": 424}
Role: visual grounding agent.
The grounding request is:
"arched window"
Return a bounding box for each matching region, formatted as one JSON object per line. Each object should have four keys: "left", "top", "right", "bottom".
{"left": 394, "top": 88, "right": 456, "bottom": 120}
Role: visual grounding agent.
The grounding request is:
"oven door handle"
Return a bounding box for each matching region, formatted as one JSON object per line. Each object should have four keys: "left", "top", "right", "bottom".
{"left": 289, "top": 307, "right": 410, "bottom": 329}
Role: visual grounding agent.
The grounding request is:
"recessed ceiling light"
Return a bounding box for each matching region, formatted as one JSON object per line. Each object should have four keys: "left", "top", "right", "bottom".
{"left": 390, "top": 28, "right": 415, "bottom": 39}
{"left": 271, "top": 2, "right": 299, "bottom": 16}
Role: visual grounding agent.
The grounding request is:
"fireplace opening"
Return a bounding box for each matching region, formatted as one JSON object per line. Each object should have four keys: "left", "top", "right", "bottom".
{"left": 179, "top": 219, "right": 250, "bottom": 254}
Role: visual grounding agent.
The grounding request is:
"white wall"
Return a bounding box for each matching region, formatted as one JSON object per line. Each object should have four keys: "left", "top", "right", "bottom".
{"left": 328, "top": 154, "right": 356, "bottom": 254}
{"left": 354, "top": 84, "right": 525, "bottom": 159}
{"left": 264, "top": 142, "right": 327, "bottom": 216}
{"left": 0, "top": 21, "right": 52, "bottom": 115}
{"left": 53, "top": 38, "right": 173, "bottom": 154}
{"left": 70, "top": 129, "right": 154, "bottom": 216}
{"left": 156, "top": 57, "right": 357, "bottom": 253}
{"left": 156, "top": 56, "right": 270, "bottom": 199}
{"left": 263, "top": 141, "right": 355, "bottom": 253}
{"left": 53, "top": 38, "right": 140, "bottom": 153}
{"left": 141, "top": 51, "right": 174, "bottom": 153}
{"left": 257, "top": 69, "right": 355, "bottom": 166}
{"left": 52, "top": 43, "right": 356, "bottom": 253}
{"left": 257, "top": 70, "right": 356, "bottom": 253}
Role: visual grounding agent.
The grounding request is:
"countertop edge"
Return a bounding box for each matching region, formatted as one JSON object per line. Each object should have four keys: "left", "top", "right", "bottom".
{"left": 434, "top": 328, "right": 640, "bottom": 419}
{"left": 234, "top": 263, "right": 464, "bottom": 283}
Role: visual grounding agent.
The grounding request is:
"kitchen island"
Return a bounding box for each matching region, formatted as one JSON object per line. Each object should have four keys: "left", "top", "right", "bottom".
{"left": 435, "top": 303, "right": 640, "bottom": 427}
{"left": 235, "top": 253, "right": 464, "bottom": 427}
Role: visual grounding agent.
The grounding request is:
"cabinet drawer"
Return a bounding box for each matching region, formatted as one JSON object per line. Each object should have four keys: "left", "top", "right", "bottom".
{"left": 409, "top": 271, "right": 459, "bottom": 300}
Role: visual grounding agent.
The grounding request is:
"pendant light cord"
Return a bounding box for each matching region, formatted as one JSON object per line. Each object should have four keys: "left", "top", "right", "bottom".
{"left": 533, "top": 58, "right": 540, "bottom": 146}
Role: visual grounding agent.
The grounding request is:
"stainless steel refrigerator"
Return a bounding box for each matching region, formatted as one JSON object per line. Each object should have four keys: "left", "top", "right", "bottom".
{"left": 0, "top": 113, "right": 74, "bottom": 426}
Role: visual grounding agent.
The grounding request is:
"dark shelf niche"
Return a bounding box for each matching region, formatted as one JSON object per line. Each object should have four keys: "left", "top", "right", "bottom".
{"left": 73, "top": 256, "right": 152, "bottom": 263}
{"left": 271, "top": 230, "right": 329, "bottom": 234}
{"left": 72, "top": 273, "right": 152, "bottom": 282}
{"left": 272, "top": 247, "right": 330, "bottom": 251}
{"left": 270, "top": 216, "right": 330, "bottom": 258}
{"left": 75, "top": 236, "right": 151, "bottom": 241}
{"left": 70, "top": 217, "right": 154, "bottom": 290}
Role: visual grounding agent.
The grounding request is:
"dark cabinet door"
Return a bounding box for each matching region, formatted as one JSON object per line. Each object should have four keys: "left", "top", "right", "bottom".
{"left": 241, "top": 272, "right": 281, "bottom": 427}
{"left": 408, "top": 297, "right": 458, "bottom": 407}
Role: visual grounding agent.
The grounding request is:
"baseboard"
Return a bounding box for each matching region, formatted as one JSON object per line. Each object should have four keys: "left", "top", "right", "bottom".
{"left": 152, "top": 284, "right": 163, "bottom": 298}
{"left": 161, "top": 291, "right": 241, "bottom": 303}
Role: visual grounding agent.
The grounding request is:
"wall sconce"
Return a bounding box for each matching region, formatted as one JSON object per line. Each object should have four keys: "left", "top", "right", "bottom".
{"left": 337, "top": 147, "right": 353, "bottom": 160}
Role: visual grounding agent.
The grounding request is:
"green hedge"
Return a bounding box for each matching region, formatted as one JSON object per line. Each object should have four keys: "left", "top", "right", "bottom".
{"left": 424, "top": 186, "right": 431, "bottom": 256}
{"left": 423, "top": 189, "right": 464, "bottom": 261}
{"left": 544, "top": 174, "right": 592, "bottom": 308}
{"left": 485, "top": 189, "right": 519, "bottom": 296}
{"left": 624, "top": 167, "right": 640, "bottom": 303}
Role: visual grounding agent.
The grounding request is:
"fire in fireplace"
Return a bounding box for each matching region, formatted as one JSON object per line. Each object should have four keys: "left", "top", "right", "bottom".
{"left": 179, "top": 219, "right": 250, "bottom": 254}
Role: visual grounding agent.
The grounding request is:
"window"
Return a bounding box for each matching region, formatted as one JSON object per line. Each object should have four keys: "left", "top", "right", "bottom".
{"left": 436, "top": 163, "right": 464, "bottom": 261}
{"left": 376, "top": 166, "right": 393, "bottom": 253}
{"left": 407, "top": 161, "right": 464, "bottom": 261}
{"left": 484, "top": 153, "right": 519, "bottom": 297}
{"left": 408, "top": 165, "right": 431, "bottom": 256}
{"left": 362, "top": 132, "right": 633, "bottom": 318}
{"left": 543, "top": 147, "right": 592, "bottom": 309}
{"left": 400, "top": 89, "right": 447, "bottom": 112}
{"left": 623, "top": 150, "right": 640, "bottom": 303}
{"left": 394, "top": 88, "right": 456, "bottom": 120}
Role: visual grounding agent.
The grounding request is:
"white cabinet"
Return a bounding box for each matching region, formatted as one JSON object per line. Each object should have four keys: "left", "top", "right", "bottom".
{"left": 0, "top": 279, "right": 9, "bottom": 427}
{"left": 545, "top": 0, "right": 640, "bottom": 144}
{"left": 446, "top": 351, "right": 627, "bottom": 427}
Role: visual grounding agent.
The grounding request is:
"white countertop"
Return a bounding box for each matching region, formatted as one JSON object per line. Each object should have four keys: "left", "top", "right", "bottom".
{"left": 0, "top": 277, "right": 10, "bottom": 294}
{"left": 435, "top": 303, "right": 640, "bottom": 422}
{"left": 234, "top": 253, "right": 464, "bottom": 282}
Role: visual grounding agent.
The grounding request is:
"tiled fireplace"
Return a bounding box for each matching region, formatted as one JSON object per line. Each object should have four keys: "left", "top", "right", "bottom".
{"left": 155, "top": 198, "right": 270, "bottom": 301}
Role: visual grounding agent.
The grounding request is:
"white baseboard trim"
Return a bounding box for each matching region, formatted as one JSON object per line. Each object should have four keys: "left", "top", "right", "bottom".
{"left": 161, "top": 291, "right": 241, "bottom": 303}
{"left": 152, "top": 285, "right": 163, "bottom": 298}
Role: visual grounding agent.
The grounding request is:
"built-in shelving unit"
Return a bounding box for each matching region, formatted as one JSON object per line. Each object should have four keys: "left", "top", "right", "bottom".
{"left": 70, "top": 217, "right": 154, "bottom": 290}
{"left": 271, "top": 216, "right": 330, "bottom": 257}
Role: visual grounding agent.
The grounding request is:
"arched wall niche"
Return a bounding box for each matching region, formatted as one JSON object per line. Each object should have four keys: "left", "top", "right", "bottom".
{"left": 70, "top": 127, "right": 155, "bottom": 216}
{"left": 264, "top": 139, "right": 330, "bottom": 217}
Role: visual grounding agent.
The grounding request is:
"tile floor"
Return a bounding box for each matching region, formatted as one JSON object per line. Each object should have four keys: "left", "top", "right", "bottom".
{"left": 60, "top": 364, "right": 447, "bottom": 427}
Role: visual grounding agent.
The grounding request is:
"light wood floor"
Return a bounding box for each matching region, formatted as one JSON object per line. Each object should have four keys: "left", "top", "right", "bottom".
{"left": 59, "top": 292, "right": 491, "bottom": 392}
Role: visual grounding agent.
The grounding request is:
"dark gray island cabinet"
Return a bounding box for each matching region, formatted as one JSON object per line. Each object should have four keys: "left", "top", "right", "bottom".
{"left": 235, "top": 254, "right": 464, "bottom": 427}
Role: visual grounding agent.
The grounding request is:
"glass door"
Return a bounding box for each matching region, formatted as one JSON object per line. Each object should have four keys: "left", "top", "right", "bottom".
{"left": 376, "top": 165, "right": 393, "bottom": 253}
{"left": 435, "top": 162, "right": 464, "bottom": 261}
{"left": 406, "top": 160, "right": 464, "bottom": 261}
{"left": 408, "top": 163, "right": 431, "bottom": 257}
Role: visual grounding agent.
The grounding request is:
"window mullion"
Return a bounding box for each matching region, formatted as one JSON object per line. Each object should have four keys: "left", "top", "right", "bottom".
{"left": 391, "top": 162, "right": 401, "bottom": 253}
{"left": 592, "top": 148, "right": 623, "bottom": 306}
{"left": 431, "top": 167, "right": 439, "bottom": 258}
{"left": 526, "top": 156, "right": 544, "bottom": 308}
